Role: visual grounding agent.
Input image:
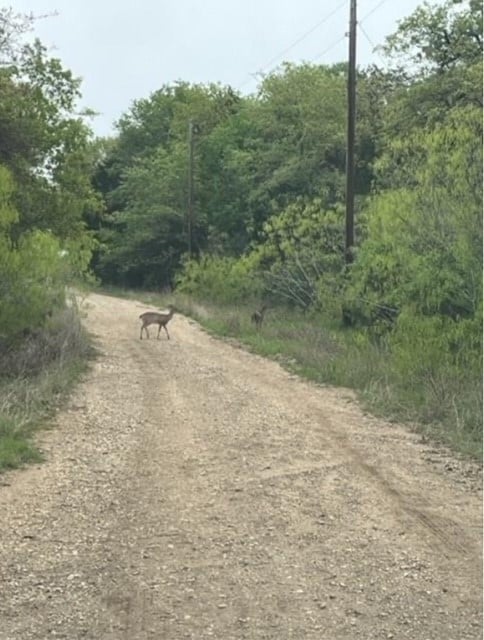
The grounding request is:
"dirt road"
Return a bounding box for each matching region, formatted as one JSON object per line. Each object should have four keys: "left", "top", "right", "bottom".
{"left": 0, "top": 293, "right": 482, "bottom": 639}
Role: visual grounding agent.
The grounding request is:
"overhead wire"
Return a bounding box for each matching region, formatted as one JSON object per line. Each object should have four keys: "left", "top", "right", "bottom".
{"left": 360, "top": 0, "right": 392, "bottom": 23}
{"left": 257, "top": 0, "right": 348, "bottom": 72}
{"left": 358, "top": 21, "right": 376, "bottom": 49}
{"left": 237, "top": 0, "right": 347, "bottom": 90}
{"left": 310, "top": 0, "right": 390, "bottom": 65}
{"left": 359, "top": 0, "right": 393, "bottom": 66}
{"left": 238, "top": 0, "right": 393, "bottom": 91}
{"left": 310, "top": 34, "right": 347, "bottom": 63}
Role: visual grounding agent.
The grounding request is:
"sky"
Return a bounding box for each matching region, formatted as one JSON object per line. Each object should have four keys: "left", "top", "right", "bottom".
{"left": 9, "top": 0, "right": 430, "bottom": 137}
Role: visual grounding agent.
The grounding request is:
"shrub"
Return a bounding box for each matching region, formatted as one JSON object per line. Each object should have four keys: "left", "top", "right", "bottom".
{"left": 0, "top": 230, "right": 69, "bottom": 339}
{"left": 387, "top": 310, "right": 482, "bottom": 437}
{"left": 177, "top": 254, "right": 263, "bottom": 304}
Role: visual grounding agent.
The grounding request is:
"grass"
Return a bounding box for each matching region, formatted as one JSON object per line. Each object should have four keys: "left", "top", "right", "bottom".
{"left": 0, "top": 300, "right": 95, "bottom": 473}
{"left": 0, "top": 416, "right": 42, "bottom": 469}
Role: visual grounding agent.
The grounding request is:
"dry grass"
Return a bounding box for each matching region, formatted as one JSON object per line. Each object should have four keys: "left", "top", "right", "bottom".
{"left": 0, "top": 301, "right": 95, "bottom": 472}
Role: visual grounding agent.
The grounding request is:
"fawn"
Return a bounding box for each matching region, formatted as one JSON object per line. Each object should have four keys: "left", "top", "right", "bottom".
{"left": 139, "top": 305, "right": 175, "bottom": 340}
{"left": 251, "top": 305, "right": 267, "bottom": 329}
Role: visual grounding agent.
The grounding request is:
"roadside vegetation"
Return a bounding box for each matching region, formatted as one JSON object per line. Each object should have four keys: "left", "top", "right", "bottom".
{"left": 0, "top": 10, "right": 99, "bottom": 470}
{"left": 0, "top": 302, "right": 94, "bottom": 471}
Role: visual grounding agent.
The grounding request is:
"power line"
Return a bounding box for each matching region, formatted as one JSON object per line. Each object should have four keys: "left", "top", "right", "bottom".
{"left": 358, "top": 23, "right": 387, "bottom": 66}
{"left": 310, "top": 34, "right": 347, "bottom": 63}
{"left": 238, "top": 0, "right": 393, "bottom": 92}
{"left": 310, "top": 0, "right": 389, "bottom": 65}
{"left": 360, "top": 0, "right": 391, "bottom": 23}
{"left": 239, "top": 33, "right": 346, "bottom": 90}
{"left": 259, "top": 0, "right": 348, "bottom": 72}
{"left": 238, "top": 71, "right": 264, "bottom": 91}
{"left": 358, "top": 21, "right": 379, "bottom": 52}
{"left": 358, "top": 4, "right": 391, "bottom": 65}
{"left": 237, "top": 0, "right": 347, "bottom": 90}
{"left": 312, "top": 1, "right": 391, "bottom": 66}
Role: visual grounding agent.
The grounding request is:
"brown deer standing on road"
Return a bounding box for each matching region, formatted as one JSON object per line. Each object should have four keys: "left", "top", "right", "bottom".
{"left": 139, "top": 305, "right": 176, "bottom": 340}
{"left": 251, "top": 305, "right": 267, "bottom": 329}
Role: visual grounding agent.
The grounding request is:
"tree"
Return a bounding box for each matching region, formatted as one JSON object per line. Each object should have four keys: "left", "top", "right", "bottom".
{"left": 0, "top": 10, "right": 99, "bottom": 341}
{"left": 94, "top": 82, "right": 245, "bottom": 285}
{"left": 242, "top": 64, "right": 347, "bottom": 236}
{"left": 379, "top": 0, "right": 482, "bottom": 137}
{"left": 95, "top": 144, "right": 187, "bottom": 288}
{"left": 0, "top": 165, "right": 70, "bottom": 338}
{"left": 382, "top": 0, "right": 482, "bottom": 73}
{"left": 244, "top": 198, "right": 345, "bottom": 309}
{"left": 347, "top": 105, "right": 482, "bottom": 323}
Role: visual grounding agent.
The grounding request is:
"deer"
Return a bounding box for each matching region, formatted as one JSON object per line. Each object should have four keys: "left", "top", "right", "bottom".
{"left": 251, "top": 304, "right": 267, "bottom": 329}
{"left": 139, "top": 305, "right": 176, "bottom": 340}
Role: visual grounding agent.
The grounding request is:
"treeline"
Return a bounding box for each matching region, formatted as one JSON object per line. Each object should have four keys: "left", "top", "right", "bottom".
{"left": 93, "top": 1, "right": 482, "bottom": 305}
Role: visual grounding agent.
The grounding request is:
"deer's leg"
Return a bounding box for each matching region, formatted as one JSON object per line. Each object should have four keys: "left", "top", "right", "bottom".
{"left": 163, "top": 325, "right": 170, "bottom": 340}
{"left": 157, "top": 323, "right": 162, "bottom": 339}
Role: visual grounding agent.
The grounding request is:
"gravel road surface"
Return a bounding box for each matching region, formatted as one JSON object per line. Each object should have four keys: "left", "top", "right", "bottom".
{"left": 0, "top": 292, "right": 482, "bottom": 639}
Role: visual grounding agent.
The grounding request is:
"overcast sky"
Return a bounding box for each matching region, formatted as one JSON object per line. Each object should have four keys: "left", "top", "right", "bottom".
{"left": 10, "top": 0, "right": 430, "bottom": 137}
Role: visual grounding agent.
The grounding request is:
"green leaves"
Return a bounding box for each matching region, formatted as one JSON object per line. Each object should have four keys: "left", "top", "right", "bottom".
{"left": 177, "top": 255, "right": 262, "bottom": 305}
{"left": 0, "top": 166, "right": 17, "bottom": 229}
{"left": 0, "top": 229, "right": 66, "bottom": 338}
{"left": 0, "top": 10, "right": 99, "bottom": 340}
{"left": 348, "top": 105, "right": 482, "bottom": 325}
{"left": 376, "top": 1, "right": 482, "bottom": 148}
{"left": 382, "top": 0, "right": 483, "bottom": 73}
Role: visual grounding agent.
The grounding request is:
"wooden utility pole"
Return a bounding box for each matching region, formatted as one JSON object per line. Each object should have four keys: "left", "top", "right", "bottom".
{"left": 187, "top": 120, "right": 195, "bottom": 257}
{"left": 345, "top": 0, "right": 357, "bottom": 264}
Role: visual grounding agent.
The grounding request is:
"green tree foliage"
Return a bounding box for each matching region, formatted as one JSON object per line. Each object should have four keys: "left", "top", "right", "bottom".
{"left": 94, "top": 64, "right": 370, "bottom": 286}
{"left": 347, "top": 0, "right": 483, "bottom": 327}
{"left": 94, "top": 82, "right": 244, "bottom": 286}
{"left": 241, "top": 64, "right": 347, "bottom": 233}
{"left": 380, "top": 0, "right": 482, "bottom": 137}
{"left": 348, "top": 103, "right": 482, "bottom": 316}
{"left": 247, "top": 198, "right": 345, "bottom": 309}
{"left": 0, "top": 10, "right": 99, "bottom": 342}
{"left": 96, "top": 145, "right": 187, "bottom": 288}
{"left": 177, "top": 254, "right": 262, "bottom": 305}
{"left": 195, "top": 100, "right": 256, "bottom": 254}
{"left": 2, "top": 41, "right": 101, "bottom": 239}
{"left": 0, "top": 166, "right": 68, "bottom": 338}
{"left": 343, "top": 101, "right": 482, "bottom": 436}
{"left": 382, "top": 0, "right": 482, "bottom": 72}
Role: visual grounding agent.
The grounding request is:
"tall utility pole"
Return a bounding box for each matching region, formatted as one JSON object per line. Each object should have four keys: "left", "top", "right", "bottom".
{"left": 187, "top": 120, "right": 195, "bottom": 257}
{"left": 345, "top": 0, "right": 357, "bottom": 264}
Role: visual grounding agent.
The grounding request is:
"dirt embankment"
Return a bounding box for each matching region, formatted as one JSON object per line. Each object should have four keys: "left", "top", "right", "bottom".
{"left": 0, "top": 293, "right": 481, "bottom": 639}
